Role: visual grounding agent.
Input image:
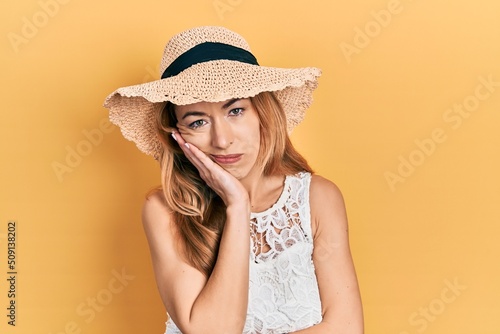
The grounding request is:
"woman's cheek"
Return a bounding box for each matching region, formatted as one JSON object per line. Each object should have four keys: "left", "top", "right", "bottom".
{"left": 177, "top": 127, "right": 209, "bottom": 147}
{"left": 176, "top": 124, "right": 196, "bottom": 137}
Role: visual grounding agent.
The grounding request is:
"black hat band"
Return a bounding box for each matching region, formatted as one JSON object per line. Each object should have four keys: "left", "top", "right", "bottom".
{"left": 161, "top": 42, "right": 259, "bottom": 79}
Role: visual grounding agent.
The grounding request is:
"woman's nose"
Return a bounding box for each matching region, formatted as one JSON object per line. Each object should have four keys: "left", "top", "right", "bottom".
{"left": 211, "top": 119, "right": 234, "bottom": 150}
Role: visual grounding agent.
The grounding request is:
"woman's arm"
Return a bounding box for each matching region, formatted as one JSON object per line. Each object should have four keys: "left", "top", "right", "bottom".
{"left": 291, "top": 175, "right": 364, "bottom": 333}
{"left": 142, "top": 135, "right": 251, "bottom": 334}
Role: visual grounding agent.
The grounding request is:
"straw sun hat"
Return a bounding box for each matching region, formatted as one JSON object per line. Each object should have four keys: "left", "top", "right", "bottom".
{"left": 103, "top": 26, "right": 321, "bottom": 160}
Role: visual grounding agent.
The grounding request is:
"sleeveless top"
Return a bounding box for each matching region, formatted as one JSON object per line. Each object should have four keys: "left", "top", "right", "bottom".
{"left": 165, "top": 172, "right": 323, "bottom": 334}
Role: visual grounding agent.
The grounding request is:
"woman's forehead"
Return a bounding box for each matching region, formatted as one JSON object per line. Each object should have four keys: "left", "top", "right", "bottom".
{"left": 175, "top": 98, "right": 250, "bottom": 113}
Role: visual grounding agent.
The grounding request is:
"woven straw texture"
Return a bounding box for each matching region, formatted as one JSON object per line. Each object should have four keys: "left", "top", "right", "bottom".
{"left": 103, "top": 26, "right": 321, "bottom": 160}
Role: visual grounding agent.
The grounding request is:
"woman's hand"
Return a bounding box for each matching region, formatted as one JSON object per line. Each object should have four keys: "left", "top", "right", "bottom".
{"left": 172, "top": 131, "right": 249, "bottom": 208}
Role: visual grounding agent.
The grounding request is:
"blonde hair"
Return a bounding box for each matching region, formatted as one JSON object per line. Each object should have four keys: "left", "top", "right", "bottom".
{"left": 150, "top": 91, "right": 312, "bottom": 277}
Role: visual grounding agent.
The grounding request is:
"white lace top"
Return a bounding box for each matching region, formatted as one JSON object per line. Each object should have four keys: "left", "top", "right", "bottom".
{"left": 165, "top": 172, "right": 322, "bottom": 334}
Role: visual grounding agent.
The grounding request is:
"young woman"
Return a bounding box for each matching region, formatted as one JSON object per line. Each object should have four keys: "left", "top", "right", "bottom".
{"left": 104, "top": 26, "right": 363, "bottom": 334}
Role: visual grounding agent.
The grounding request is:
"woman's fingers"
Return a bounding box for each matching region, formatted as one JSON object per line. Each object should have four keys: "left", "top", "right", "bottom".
{"left": 172, "top": 132, "right": 210, "bottom": 175}
{"left": 185, "top": 142, "right": 216, "bottom": 169}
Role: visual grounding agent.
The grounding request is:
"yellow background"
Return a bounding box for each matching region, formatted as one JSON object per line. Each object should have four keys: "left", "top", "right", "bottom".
{"left": 1, "top": 0, "right": 499, "bottom": 333}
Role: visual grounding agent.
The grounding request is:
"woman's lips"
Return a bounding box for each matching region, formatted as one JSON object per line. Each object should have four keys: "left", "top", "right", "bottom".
{"left": 211, "top": 154, "right": 243, "bottom": 164}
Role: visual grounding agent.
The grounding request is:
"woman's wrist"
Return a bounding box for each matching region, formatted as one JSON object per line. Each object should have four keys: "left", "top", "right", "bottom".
{"left": 226, "top": 201, "right": 251, "bottom": 217}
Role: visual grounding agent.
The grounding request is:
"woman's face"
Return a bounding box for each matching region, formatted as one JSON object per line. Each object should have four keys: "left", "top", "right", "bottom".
{"left": 174, "top": 98, "right": 261, "bottom": 180}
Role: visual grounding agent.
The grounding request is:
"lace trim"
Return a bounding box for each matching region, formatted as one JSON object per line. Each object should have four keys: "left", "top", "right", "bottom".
{"left": 249, "top": 172, "right": 312, "bottom": 263}
{"left": 250, "top": 176, "right": 291, "bottom": 218}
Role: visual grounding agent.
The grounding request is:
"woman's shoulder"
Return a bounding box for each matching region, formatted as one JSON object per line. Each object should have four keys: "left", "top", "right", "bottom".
{"left": 143, "top": 187, "right": 167, "bottom": 212}
{"left": 309, "top": 174, "right": 347, "bottom": 236}
{"left": 141, "top": 188, "right": 187, "bottom": 261}
{"left": 289, "top": 172, "right": 344, "bottom": 204}
{"left": 309, "top": 174, "right": 343, "bottom": 198}
{"left": 142, "top": 188, "right": 174, "bottom": 230}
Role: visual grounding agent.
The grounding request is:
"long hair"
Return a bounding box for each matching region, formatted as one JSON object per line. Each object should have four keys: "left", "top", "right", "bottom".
{"left": 150, "top": 91, "right": 313, "bottom": 277}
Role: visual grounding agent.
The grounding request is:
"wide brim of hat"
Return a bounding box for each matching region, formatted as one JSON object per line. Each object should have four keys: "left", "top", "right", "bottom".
{"left": 103, "top": 60, "right": 321, "bottom": 160}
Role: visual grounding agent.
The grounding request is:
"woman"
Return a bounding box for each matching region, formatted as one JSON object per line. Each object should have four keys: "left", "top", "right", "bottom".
{"left": 104, "top": 26, "right": 363, "bottom": 334}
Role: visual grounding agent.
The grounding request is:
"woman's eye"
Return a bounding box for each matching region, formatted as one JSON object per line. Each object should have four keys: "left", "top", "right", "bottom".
{"left": 229, "top": 108, "right": 244, "bottom": 116}
{"left": 188, "top": 119, "right": 207, "bottom": 129}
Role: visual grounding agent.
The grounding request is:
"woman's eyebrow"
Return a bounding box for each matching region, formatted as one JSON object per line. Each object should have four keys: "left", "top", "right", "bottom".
{"left": 222, "top": 98, "right": 241, "bottom": 109}
{"left": 180, "top": 98, "right": 242, "bottom": 119}
{"left": 181, "top": 111, "right": 208, "bottom": 120}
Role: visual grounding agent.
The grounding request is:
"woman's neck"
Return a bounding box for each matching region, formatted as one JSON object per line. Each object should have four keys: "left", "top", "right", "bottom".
{"left": 239, "top": 169, "right": 286, "bottom": 213}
